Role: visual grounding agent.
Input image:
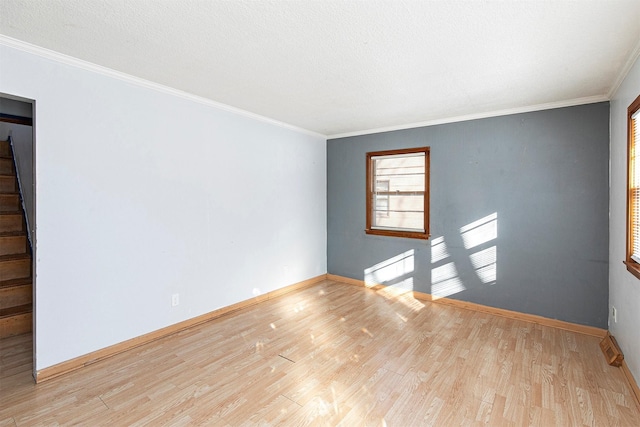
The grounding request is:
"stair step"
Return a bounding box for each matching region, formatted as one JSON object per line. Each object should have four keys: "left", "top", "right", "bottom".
{"left": 0, "top": 141, "right": 30, "bottom": 339}
{"left": 0, "top": 233, "right": 27, "bottom": 257}
{"left": 0, "top": 213, "right": 25, "bottom": 233}
{"left": 0, "top": 141, "right": 10, "bottom": 158}
{"left": 0, "top": 281, "right": 31, "bottom": 310}
{"left": 0, "top": 254, "right": 31, "bottom": 281}
{"left": 0, "top": 230, "right": 28, "bottom": 237}
{"left": 0, "top": 158, "right": 13, "bottom": 175}
{"left": 0, "top": 303, "right": 31, "bottom": 339}
{"left": 0, "top": 276, "right": 32, "bottom": 289}
{"left": 0, "top": 303, "right": 31, "bottom": 317}
{"left": 0, "top": 193, "right": 20, "bottom": 212}
{"left": 0, "top": 175, "right": 17, "bottom": 192}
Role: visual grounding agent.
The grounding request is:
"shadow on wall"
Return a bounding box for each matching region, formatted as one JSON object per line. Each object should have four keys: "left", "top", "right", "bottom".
{"left": 363, "top": 212, "right": 498, "bottom": 300}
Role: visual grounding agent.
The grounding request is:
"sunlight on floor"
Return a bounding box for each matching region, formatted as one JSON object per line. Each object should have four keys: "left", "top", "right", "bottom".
{"left": 364, "top": 250, "right": 414, "bottom": 287}
{"left": 375, "top": 278, "right": 425, "bottom": 312}
{"left": 363, "top": 250, "right": 424, "bottom": 312}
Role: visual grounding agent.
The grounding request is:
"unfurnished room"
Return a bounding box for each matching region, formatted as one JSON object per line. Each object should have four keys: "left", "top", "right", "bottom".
{"left": 1, "top": 0, "right": 640, "bottom": 425}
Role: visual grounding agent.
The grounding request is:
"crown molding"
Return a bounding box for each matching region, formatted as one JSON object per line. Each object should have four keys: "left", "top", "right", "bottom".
{"left": 2, "top": 34, "right": 621, "bottom": 141}
{"left": 328, "top": 95, "right": 609, "bottom": 139}
{"left": 0, "top": 35, "right": 325, "bottom": 140}
{"left": 608, "top": 37, "right": 640, "bottom": 100}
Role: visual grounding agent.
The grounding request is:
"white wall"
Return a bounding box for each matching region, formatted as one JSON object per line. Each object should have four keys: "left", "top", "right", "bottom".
{"left": 609, "top": 54, "right": 640, "bottom": 384}
{"left": 0, "top": 42, "right": 327, "bottom": 371}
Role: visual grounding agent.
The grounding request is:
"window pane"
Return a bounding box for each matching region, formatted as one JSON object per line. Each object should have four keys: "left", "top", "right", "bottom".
{"left": 371, "top": 153, "right": 425, "bottom": 232}
{"left": 627, "top": 94, "right": 640, "bottom": 276}
{"left": 632, "top": 113, "right": 640, "bottom": 260}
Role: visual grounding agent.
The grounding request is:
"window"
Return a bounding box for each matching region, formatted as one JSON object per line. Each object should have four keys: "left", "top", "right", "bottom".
{"left": 375, "top": 180, "right": 390, "bottom": 217}
{"left": 366, "top": 147, "right": 430, "bottom": 239}
{"left": 626, "top": 94, "right": 640, "bottom": 279}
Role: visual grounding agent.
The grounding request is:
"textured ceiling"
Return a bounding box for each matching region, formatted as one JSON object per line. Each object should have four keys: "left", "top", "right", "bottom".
{"left": 1, "top": 0, "right": 640, "bottom": 137}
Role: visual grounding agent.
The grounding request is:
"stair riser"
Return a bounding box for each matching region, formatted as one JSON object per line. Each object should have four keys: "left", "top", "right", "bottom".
{"left": 0, "top": 259, "right": 31, "bottom": 281}
{"left": 0, "top": 235, "right": 27, "bottom": 256}
{"left": 0, "top": 194, "right": 20, "bottom": 212}
{"left": 0, "top": 312, "right": 31, "bottom": 339}
{"left": 0, "top": 177, "right": 17, "bottom": 193}
{"left": 0, "top": 215, "right": 24, "bottom": 233}
{"left": 0, "top": 142, "right": 32, "bottom": 339}
{"left": 0, "top": 158, "right": 13, "bottom": 175}
{"left": 0, "top": 284, "right": 31, "bottom": 310}
{"left": 0, "top": 141, "right": 11, "bottom": 158}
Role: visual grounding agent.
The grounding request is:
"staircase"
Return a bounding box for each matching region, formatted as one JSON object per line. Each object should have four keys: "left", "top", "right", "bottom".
{"left": 0, "top": 139, "right": 32, "bottom": 339}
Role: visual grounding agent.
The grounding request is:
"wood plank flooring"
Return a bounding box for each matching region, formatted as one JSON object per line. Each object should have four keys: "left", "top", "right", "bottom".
{"left": 1, "top": 280, "right": 639, "bottom": 426}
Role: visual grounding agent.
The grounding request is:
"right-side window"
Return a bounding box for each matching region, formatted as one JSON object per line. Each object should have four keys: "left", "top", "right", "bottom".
{"left": 626, "top": 94, "right": 640, "bottom": 279}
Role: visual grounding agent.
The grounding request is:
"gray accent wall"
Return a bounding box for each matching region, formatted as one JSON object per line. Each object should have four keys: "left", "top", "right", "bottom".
{"left": 327, "top": 103, "right": 609, "bottom": 328}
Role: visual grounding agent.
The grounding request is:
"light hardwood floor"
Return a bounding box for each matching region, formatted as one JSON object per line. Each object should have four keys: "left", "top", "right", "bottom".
{"left": 1, "top": 280, "right": 639, "bottom": 426}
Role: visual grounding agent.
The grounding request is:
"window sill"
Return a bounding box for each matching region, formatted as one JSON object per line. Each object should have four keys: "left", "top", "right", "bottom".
{"left": 623, "top": 260, "right": 640, "bottom": 280}
{"left": 366, "top": 228, "right": 429, "bottom": 240}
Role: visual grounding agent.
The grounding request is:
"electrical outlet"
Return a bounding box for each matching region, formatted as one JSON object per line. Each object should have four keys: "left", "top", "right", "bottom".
{"left": 171, "top": 293, "right": 180, "bottom": 307}
{"left": 611, "top": 306, "right": 617, "bottom": 323}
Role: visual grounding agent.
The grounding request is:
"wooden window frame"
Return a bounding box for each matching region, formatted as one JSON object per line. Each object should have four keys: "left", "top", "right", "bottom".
{"left": 366, "top": 146, "right": 430, "bottom": 240}
{"left": 625, "top": 94, "right": 640, "bottom": 279}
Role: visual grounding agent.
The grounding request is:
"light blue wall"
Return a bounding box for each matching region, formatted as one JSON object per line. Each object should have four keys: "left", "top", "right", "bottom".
{"left": 328, "top": 103, "right": 609, "bottom": 328}
{"left": 609, "top": 54, "right": 640, "bottom": 384}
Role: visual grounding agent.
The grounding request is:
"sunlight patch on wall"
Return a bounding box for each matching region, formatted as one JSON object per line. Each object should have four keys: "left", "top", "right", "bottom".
{"left": 460, "top": 212, "right": 497, "bottom": 249}
{"left": 430, "top": 213, "right": 498, "bottom": 299}
{"left": 376, "top": 277, "right": 414, "bottom": 295}
{"left": 431, "top": 236, "right": 450, "bottom": 263}
{"left": 364, "top": 250, "right": 424, "bottom": 312}
{"left": 469, "top": 246, "right": 497, "bottom": 284}
{"left": 364, "top": 249, "right": 415, "bottom": 287}
{"left": 376, "top": 277, "right": 425, "bottom": 312}
{"left": 431, "top": 261, "right": 464, "bottom": 299}
{"left": 461, "top": 212, "right": 498, "bottom": 285}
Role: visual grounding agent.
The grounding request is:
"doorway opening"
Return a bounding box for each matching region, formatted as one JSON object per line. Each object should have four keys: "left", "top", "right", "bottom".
{"left": 0, "top": 94, "right": 36, "bottom": 381}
